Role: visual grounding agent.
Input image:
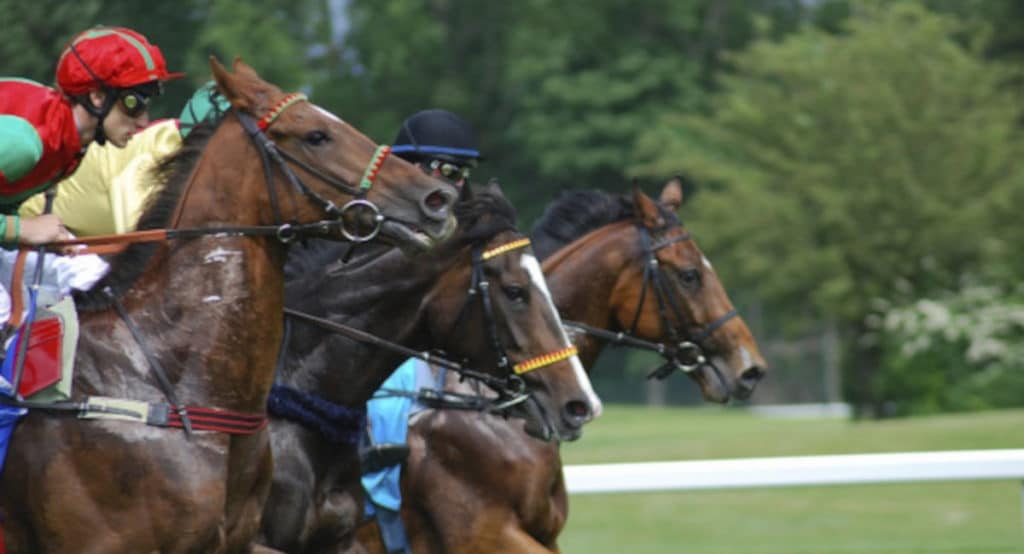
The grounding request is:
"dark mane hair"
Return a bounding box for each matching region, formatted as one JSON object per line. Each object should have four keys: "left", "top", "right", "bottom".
{"left": 444, "top": 184, "right": 518, "bottom": 250}
{"left": 74, "top": 120, "right": 223, "bottom": 310}
{"left": 529, "top": 189, "right": 679, "bottom": 261}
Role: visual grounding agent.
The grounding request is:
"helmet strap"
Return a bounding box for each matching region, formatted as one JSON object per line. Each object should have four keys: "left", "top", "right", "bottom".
{"left": 76, "top": 92, "right": 117, "bottom": 146}
{"left": 67, "top": 43, "right": 118, "bottom": 146}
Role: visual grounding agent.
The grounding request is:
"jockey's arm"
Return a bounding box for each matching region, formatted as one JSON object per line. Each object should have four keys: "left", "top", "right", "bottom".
{"left": 19, "top": 119, "right": 181, "bottom": 236}
{"left": 0, "top": 115, "right": 66, "bottom": 246}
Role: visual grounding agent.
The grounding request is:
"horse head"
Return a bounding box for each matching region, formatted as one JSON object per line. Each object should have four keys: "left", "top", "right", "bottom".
{"left": 426, "top": 181, "right": 601, "bottom": 441}
{"left": 206, "top": 58, "right": 457, "bottom": 251}
{"left": 611, "top": 183, "right": 768, "bottom": 401}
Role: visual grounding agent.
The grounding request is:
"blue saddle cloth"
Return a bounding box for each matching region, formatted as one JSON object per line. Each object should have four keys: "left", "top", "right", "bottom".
{"left": 0, "top": 340, "right": 28, "bottom": 475}
{"left": 362, "top": 357, "right": 440, "bottom": 514}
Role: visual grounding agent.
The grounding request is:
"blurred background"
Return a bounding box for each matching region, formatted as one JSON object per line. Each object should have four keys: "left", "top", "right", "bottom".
{"left": 4, "top": 0, "right": 1024, "bottom": 419}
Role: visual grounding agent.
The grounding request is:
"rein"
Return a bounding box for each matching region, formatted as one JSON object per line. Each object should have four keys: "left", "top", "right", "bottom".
{"left": 282, "top": 308, "right": 527, "bottom": 404}
{"left": 564, "top": 224, "right": 737, "bottom": 380}
{"left": 1, "top": 91, "right": 397, "bottom": 436}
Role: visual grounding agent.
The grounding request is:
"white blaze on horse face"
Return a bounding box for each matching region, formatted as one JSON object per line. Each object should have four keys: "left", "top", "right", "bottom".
{"left": 740, "top": 345, "right": 754, "bottom": 369}
{"left": 312, "top": 104, "right": 344, "bottom": 124}
{"left": 520, "top": 254, "right": 604, "bottom": 418}
{"left": 702, "top": 255, "right": 714, "bottom": 272}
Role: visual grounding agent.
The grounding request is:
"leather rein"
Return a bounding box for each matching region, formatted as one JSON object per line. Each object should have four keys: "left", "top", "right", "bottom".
{"left": 1, "top": 92, "right": 395, "bottom": 436}
{"left": 280, "top": 237, "right": 579, "bottom": 414}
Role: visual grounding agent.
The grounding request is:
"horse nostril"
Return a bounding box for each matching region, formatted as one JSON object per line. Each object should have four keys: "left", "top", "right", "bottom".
{"left": 423, "top": 189, "right": 450, "bottom": 212}
{"left": 564, "top": 400, "right": 591, "bottom": 424}
{"left": 740, "top": 366, "right": 765, "bottom": 384}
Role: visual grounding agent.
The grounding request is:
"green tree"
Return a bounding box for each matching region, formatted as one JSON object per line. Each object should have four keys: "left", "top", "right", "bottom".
{"left": 632, "top": 1, "right": 1024, "bottom": 414}
{"left": 1, "top": 1, "right": 104, "bottom": 83}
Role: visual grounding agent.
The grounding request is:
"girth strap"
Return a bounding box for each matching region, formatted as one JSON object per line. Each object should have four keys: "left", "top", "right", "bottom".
{"left": 78, "top": 396, "right": 267, "bottom": 434}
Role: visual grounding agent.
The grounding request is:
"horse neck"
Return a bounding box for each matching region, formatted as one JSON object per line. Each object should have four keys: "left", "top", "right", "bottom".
{"left": 280, "top": 244, "right": 460, "bottom": 406}
{"left": 91, "top": 137, "right": 291, "bottom": 413}
{"left": 543, "top": 221, "right": 638, "bottom": 369}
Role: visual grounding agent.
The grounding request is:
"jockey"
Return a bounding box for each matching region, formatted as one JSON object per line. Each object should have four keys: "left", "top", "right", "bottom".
{"left": 0, "top": 25, "right": 182, "bottom": 324}
{"left": 0, "top": 26, "right": 183, "bottom": 239}
{"left": 391, "top": 109, "right": 482, "bottom": 192}
{"left": 361, "top": 109, "right": 483, "bottom": 554}
{"left": 19, "top": 82, "right": 230, "bottom": 236}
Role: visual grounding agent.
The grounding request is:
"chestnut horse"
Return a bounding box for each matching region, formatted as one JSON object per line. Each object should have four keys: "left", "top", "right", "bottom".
{"left": 259, "top": 182, "right": 601, "bottom": 553}
{"left": 355, "top": 185, "right": 767, "bottom": 552}
{"left": 0, "top": 59, "right": 458, "bottom": 553}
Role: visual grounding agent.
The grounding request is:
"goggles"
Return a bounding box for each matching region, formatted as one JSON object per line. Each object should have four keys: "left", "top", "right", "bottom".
{"left": 427, "top": 159, "right": 471, "bottom": 182}
{"left": 117, "top": 82, "right": 162, "bottom": 117}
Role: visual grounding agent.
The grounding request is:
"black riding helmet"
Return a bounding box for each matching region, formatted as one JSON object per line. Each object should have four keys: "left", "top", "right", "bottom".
{"left": 392, "top": 109, "right": 483, "bottom": 167}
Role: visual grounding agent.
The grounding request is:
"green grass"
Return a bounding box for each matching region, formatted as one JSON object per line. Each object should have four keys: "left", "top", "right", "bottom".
{"left": 558, "top": 406, "right": 1024, "bottom": 554}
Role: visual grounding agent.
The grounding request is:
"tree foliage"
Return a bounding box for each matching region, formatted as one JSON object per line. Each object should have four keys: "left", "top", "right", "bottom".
{"left": 5, "top": 0, "right": 1024, "bottom": 412}
{"left": 633, "top": 1, "right": 1024, "bottom": 413}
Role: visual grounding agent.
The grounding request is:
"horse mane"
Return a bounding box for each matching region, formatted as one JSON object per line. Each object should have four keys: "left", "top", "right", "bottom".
{"left": 529, "top": 189, "right": 679, "bottom": 261}
{"left": 444, "top": 185, "right": 519, "bottom": 250}
{"left": 74, "top": 120, "right": 223, "bottom": 311}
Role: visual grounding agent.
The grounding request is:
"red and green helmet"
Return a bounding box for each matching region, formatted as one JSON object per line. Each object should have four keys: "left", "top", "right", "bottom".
{"left": 55, "top": 26, "right": 184, "bottom": 96}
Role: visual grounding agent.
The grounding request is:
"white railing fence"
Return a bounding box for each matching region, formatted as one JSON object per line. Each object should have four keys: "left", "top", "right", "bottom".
{"left": 564, "top": 449, "right": 1024, "bottom": 526}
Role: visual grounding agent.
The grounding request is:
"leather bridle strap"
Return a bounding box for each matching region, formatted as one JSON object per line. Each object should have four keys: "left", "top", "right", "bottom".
{"left": 573, "top": 225, "right": 738, "bottom": 378}
{"left": 107, "top": 289, "right": 194, "bottom": 437}
{"left": 281, "top": 307, "right": 524, "bottom": 397}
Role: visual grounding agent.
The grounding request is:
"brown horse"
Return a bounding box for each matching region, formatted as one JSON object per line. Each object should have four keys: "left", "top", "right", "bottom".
{"left": 355, "top": 184, "right": 767, "bottom": 553}
{"left": 0, "top": 58, "right": 458, "bottom": 554}
{"left": 259, "top": 182, "right": 600, "bottom": 553}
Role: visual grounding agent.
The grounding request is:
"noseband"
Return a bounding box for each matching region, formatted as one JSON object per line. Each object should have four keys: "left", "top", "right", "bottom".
{"left": 565, "top": 224, "right": 736, "bottom": 379}
{"left": 235, "top": 92, "right": 392, "bottom": 243}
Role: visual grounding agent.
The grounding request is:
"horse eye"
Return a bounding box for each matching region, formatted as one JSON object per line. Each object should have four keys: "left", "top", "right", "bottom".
{"left": 679, "top": 269, "right": 701, "bottom": 287}
{"left": 502, "top": 286, "right": 527, "bottom": 303}
{"left": 304, "top": 130, "right": 330, "bottom": 145}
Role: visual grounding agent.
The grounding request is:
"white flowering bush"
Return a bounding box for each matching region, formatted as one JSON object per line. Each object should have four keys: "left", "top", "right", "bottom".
{"left": 875, "top": 285, "right": 1024, "bottom": 414}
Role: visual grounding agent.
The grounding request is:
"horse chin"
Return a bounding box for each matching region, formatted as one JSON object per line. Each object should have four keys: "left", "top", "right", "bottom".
{"left": 521, "top": 416, "right": 556, "bottom": 442}
{"left": 380, "top": 220, "right": 437, "bottom": 253}
{"left": 513, "top": 398, "right": 566, "bottom": 443}
{"left": 690, "top": 363, "right": 730, "bottom": 404}
{"left": 380, "top": 215, "right": 457, "bottom": 254}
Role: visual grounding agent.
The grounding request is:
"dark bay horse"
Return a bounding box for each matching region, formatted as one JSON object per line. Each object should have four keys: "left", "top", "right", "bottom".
{"left": 0, "top": 58, "right": 458, "bottom": 554}
{"left": 355, "top": 185, "right": 767, "bottom": 553}
{"left": 260, "top": 183, "right": 600, "bottom": 553}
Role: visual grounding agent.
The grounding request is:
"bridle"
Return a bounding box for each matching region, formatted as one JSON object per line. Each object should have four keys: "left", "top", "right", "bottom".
{"left": 42, "top": 92, "right": 397, "bottom": 256}
{"left": 277, "top": 236, "right": 579, "bottom": 416}
{"left": 564, "top": 223, "right": 737, "bottom": 379}
{"left": 234, "top": 92, "right": 393, "bottom": 243}
{"left": 446, "top": 236, "right": 579, "bottom": 377}
{"left": 1, "top": 91, "right": 401, "bottom": 436}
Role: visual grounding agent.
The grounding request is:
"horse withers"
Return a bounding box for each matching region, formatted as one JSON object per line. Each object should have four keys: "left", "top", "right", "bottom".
{"left": 260, "top": 182, "right": 600, "bottom": 553}
{"left": 0, "top": 58, "right": 457, "bottom": 554}
{"left": 356, "top": 183, "right": 767, "bottom": 553}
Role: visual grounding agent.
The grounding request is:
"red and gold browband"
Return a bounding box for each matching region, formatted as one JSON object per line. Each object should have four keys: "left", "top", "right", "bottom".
{"left": 482, "top": 237, "right": 531, "bottom": 260}
{"left": 360, "top": 145, "right": 392, "bottom": 191}
{"left": 257, "top": 92, "right": 308, "bottom": 130}
{"left": 513, "top": 345, "right": 579, "bottom": 375}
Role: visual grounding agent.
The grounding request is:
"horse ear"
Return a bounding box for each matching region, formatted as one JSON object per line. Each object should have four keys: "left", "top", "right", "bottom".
{"left": 485, "top": 178, "right": 505, "bottom": 198}
{"left": 632, "top": 186, "right": 664, "bottom": 229}
{"left": 659, "top": 176, "right": 684, "bottom": 211}
{"left": 210, "top": 56, "right": 252, "bottom": 112}
{"left": 232, "top": 58, "right": 261, "bottom": 79}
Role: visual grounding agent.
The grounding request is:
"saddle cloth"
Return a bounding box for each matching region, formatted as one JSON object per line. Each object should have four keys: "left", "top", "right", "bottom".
{"left": 362, "top": 358, "right": 442, "bottom": 513}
